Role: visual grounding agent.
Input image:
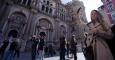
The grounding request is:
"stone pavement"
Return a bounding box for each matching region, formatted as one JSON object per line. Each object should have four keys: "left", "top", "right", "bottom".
{"left": 13, "top": 52, "right": 85, "bottom": 60}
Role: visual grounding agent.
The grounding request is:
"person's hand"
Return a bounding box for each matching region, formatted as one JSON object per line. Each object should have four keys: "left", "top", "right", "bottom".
{"left": 97, "top": 29, "right": 107, "bottom": 33}
{"left": 90, "top": 28, "right": 97, "bottom": 33}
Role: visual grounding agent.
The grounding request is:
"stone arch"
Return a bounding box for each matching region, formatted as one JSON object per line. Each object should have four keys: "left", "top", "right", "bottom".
{"left": 38, "top": 18, "right": 53, "bottom": 26}
{"left": 10, "top": 12, "right": 26, "bottom": 17}
{"left": 4, "top": 12, "right": 27, "bottom": 39}
{"left": 34, "top": 16, "right": 55, "bottom": 32}
{"left": 35, "top": 18, "right": 53, "bottom": 44}
{"left": 8, "top": 12, "right": 27, "bottom": 28}
{"left": 8, "top": 9, "right": 29, "bottom": 20}
{"left": 8, "top": 29, "right": 18, "bottom": 38}
{"left": 8, "top": 12, "right": 27, "bottom": 23}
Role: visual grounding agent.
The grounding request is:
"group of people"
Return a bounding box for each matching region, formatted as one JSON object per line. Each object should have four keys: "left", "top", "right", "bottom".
{"left": 0, "top": 9, "right": 115, "bottom": 60}
{"left": 30, "top": 32, "right": 46, "bottom": 60}
{"left": 0, "top": 31, "right": 78, "bottom": 60}
{"left": 59, "top": 35, "right": 78, "bottom": 60}
{"left": 0, "top": 31, "right": 46, "bottom": 60}
{"left": 31, "top": 32, "right": 78, "bottom": 60}
{"left": 82, "top": 10, "right": 115, "bottom": 60}
{"left": 0, "top": 36, "right": 20, "bottom": 60}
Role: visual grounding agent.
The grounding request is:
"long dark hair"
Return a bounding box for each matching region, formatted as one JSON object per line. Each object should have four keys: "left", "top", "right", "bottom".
{"left": 91, "top": 10, "right": 108, "bottom": 31}
{"left": 91, "top": 10, "right": 103, "bottom": 24}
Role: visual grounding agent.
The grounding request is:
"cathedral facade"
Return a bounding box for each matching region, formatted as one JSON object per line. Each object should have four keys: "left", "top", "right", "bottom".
{"left": 0, "top": 0, "right": 88, "bottom": 51}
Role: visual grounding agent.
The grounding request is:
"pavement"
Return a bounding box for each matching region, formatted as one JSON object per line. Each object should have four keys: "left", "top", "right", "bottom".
{"left": 13, "top": 52, "right": 85, "bottom": 60}
{"left": 43, "top": 53, "right": 85, "bottom": 60}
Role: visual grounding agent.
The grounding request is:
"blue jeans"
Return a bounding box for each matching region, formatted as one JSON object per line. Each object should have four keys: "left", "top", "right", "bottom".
{"left": 60, "top": 49, "right": 65, "bottom": 60}
{"left": 31, "top": 50, "right": 36, "bottom": 60}
{"left": 38, "top": 50, "right": 44, "bottom": 60}
{"left": 3, "top": 50, "right": 14, "bottom": 60}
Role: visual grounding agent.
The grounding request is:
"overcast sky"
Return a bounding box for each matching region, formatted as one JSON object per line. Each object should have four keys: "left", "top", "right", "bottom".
{"left": 61, "top": 0, "right": 103, "bottom": 22}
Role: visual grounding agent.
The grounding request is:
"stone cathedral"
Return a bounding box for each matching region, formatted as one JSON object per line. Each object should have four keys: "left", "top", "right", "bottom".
{"left": 0, "top": 0, "right": 88, "bottom": 51}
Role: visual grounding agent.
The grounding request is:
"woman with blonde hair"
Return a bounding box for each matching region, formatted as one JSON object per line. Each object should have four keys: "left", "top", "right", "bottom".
{"left": 90, "top": 10, "right": 114, "bottom": 60}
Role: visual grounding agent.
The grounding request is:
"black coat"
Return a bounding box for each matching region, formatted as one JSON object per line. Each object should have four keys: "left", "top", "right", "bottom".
{"left": 9, "top": 41, "right": 17, "bottom": 51}
{"left": 106, "top": 25, "right": 115, "bottom": 59}
{"left": 70, "top": 39, "right": 77, "bottom": 54}
{"left": 106, "top": 35, "right": 115, "bottom": 59}
{"left": 31, "top": 39, "right": 39, "bottom": 51}
{"left": 60, "top": 39, "right": 65, "bottom": 51}
{"left": 0, "top": 41, "right": 9, "bottom": 53}
{"left": 38, "top": 39, "right": 45, "bottom": 50}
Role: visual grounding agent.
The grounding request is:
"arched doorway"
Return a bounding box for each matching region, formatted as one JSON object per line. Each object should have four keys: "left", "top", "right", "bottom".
{"left": 3, "top": 12, "right": 27, "bottom": 40}
{"left": 8, "top": 30, "right": 18, "bottom": 38}
{"left": 36, "top": 18, "right": 53, "bottom": 44}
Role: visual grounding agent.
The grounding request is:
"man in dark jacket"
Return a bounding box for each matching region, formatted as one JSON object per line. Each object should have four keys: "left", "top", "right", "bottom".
{"left": 3, "top": 38, "right": 17, "bottom": 60}
{"left": 0, "top": 40, "right": 9, "bottom": 59}
{"left": 70, "top": 35, "right": 77, "bottom": 60}
{"left": 60, "top": 36, "right": 66, "bottom": 60}
{"left": 31, "top": 35, "right": 39, "bottom": 60}
{"left": 103, "top": 24, "right": 115, "bottom": 60}
{"left": 38, "top": 32, "right": 46, "bottom": 60}
{"left": 108, "top": 24, "right": 115, "bottom": 59}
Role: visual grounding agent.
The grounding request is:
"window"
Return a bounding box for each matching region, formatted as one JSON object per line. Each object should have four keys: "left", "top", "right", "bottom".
{"left": 50, "top": 4, "right": 53, "bottom": 6}
{"left": 42, "top": 5, "right": 45, "bottom": 11}
{"left": 46, "top": 7, "right": 49, "bottom": 13}
{"left": 49, "top": 8, "right": 52, "bottom": 13}
{"left": 107, "top": 3, "right": 114, "bottom": 12}
{"left": 47, "top": 1, "right": 49, "bottom": 5}
{"left": 40, "top": 0, "right": 54, "bottom": 15}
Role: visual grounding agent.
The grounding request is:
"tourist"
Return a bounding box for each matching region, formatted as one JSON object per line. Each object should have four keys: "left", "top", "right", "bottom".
{"left": 31, "top": 35, "right": 39, "bottom": 60}
{"left": 70, "top": 35, "right": 77, "bottom": 60}
{"left": 60, "top": 36, "right": 66, "bottom": 60}
{"left": 90, "top": 10, "right": 114, "bottom": 60}
{"left": 38, "top": 32, "right": 46, "bottom": 60}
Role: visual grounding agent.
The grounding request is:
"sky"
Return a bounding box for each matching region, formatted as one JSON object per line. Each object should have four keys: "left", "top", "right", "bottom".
{"left": 61, "top": 0, "right": 103, "bottom": 22}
